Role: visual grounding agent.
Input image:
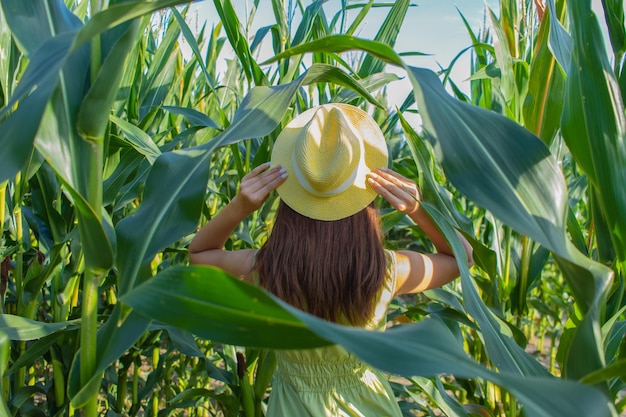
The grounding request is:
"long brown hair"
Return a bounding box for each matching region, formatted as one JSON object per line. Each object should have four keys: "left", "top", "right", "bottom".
{"left": 255, "top": 201, "right": 386, "bottom": 326}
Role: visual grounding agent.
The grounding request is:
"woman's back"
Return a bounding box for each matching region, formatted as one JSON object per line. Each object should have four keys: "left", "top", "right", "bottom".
{"left": 254, "top": 201, "right": 387, "bottom": 326}
{"left": 266, "top": 250, "right": 401, "bottom": 417}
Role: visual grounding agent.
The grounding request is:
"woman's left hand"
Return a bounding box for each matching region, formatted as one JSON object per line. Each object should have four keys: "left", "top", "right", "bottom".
{"left": 367, "top": 168, "right": 421, "bottom": 215}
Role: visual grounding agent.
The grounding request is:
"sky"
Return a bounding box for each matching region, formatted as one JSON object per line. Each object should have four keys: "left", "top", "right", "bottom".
{"left": 184, "top": 0, "right": 613, "bottom": 107}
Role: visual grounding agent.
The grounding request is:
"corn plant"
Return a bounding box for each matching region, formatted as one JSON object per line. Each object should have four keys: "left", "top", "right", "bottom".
{"left": 0, "top": 0, "right": 624, "bottom": 416}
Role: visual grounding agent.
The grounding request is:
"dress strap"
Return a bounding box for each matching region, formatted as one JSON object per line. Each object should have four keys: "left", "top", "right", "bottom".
{"left": 383, "top": 249, "right": 398, "bottom": 297}
{"left": 251, "top": 250, "right": 260, "bottom": 285}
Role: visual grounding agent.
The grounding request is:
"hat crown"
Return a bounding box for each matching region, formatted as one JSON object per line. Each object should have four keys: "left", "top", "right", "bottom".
{"left": 293, "top": 107, "right": 362, "bottom": 197}
{"left": 271, "top": 103, "right": 388, "bottom": 221}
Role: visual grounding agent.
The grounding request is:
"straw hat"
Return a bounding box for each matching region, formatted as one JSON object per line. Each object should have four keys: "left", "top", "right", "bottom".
{"left": 271, "top": 103, "right": 388, "bottom": 221}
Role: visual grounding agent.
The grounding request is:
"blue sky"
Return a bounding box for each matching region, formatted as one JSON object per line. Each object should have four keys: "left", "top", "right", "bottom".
{"left": 186, "top": 0, "right": 612, "bottom": 105}
{"left": 186, "top": 0, "right": 498, "bottom": 104}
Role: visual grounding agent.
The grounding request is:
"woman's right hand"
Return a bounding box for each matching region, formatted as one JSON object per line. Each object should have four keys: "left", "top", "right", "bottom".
{"left": 367, "top": 168, "right": 421, "bottom": 215}
{"left": 234, "top": 162, "right": 287, "bottom": 214}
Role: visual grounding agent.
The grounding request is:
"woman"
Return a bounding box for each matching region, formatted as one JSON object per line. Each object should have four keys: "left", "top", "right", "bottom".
{"left": 189, "top": 104, "right": 473, "bottom": 416}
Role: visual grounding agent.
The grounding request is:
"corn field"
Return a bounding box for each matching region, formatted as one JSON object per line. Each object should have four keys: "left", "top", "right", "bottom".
{"left": 0, "top": 0, "right": 625, "bottom": 416}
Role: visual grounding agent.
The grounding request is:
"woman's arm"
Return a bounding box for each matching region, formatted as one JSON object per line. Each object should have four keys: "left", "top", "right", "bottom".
{"left": 367, "top": 168, "right": 474, "bottom": 295}
{"left": 188, "top": 163, "right": 287, "bottom": 281}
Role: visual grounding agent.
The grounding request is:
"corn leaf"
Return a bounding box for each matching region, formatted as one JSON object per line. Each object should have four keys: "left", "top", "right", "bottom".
{"left": 72, "top": 0, "right": 192, "bottom": 51}
{"left": 487, "top": 6, "right": 515, "bottom": 104}
{"left": 562, "top": 0, "right": 626, "bottom": 262}
{"left": 557, "top": 1, "right": 626, "bottom": 380}
{"left": 0, "top": 31, "right": 73, "bottom": 181}
{"left": 262, "top": 35, "right": 404, "bottom": 67}
{"left": 213, "top": 0, "right": 267, "bottom": 85}
{"left": 161, "top": 105, "right": 221, "bottom": 129}
{"left": 600, "top": 0, "right": 626, "bottom": 57}
{"left": 408, "top": 65, "right": 612, "bottom": 302}
{"left": 123, "top": 266, "right": 329, "bottom": 348}
{"left": 357, "top": 0, "right": 409, "bottom": 78}
{"left": 109, "top": 115, "right": 161, "bottom": 164}
{"left": 7, "top": 332, "right": 66, "bottom": 375}
{"left": 77, "top": 20, "right": 139, "bottom": 140}
{"left": 0, "top": 315, "right": 79, "bottom": 340}
{"left": 170, "top": 7, "right": 217, "bottom": 91}
{"left": 0, "top": 0, "right": 80, "bottom": 56}
{"left": 67, "top": 306, "right": 150, "bottom": 407}
{"left": 423, "top": 202, "right": 550, "bottom": 376}
{"left": 291, "top": 0, "right": 327, "bottom": 47}
{"left": 121, "top": 265, "right": 612, "bottom": 417}
{"left": 546, "top": 0, "right": 572, "bottom": 74}
{"left": 0, "top": 0, "right": 115, "bottom": 270}
{"left": 0, "top": 332, "right": 11, "bottom": 416}
{"left": 522, "top": 4, "right": 566, "bottom": 144}
{"left": 139, "top": 15, "right": 180, "bottom": 119}
{"left": 407, "top": 66, "right": 613, "bottom": 385}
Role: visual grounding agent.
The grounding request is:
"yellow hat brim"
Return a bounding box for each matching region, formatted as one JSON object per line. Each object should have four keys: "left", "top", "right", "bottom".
{"left": 271, "top": 104, "right": 388, "bottom": 221}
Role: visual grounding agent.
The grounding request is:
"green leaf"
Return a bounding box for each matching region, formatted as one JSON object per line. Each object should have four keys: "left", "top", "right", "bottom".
{"left": 406, "top": 66, "right": 613, "bottom": 384}
{"left": 0, "top": 6, "right": 18, "bottom": 103}
{"left": 262, "top": 35, "right": 404, "bottom": 68}
{"left": 9, "top": 386, "right": 46, "bottom": 411}
{"left": 0, "top": 1, "right": 178, "bottom": 182}
{"left": 407, "top": 65, "right": 613, "bottom": 297}
{"left": 487, "top": 6, "right": 515, "bottom": 103}
{"left": 72, "top": 0, "right": 193, "bottom": 52}
{"left": 0, "top": 332, "right": 10, "bottom": 416}
{"left": 22, "top": 244, "right": 64, "bottom": 304}
{"left": 291, "top": 0, "right": 326, "bottom": 47}
{"left": 522, "top": 6, "right": 566, "bottom": 144}
{"left": 109, "top": 115, "right": 161, "bottom": 164}
{"left": 422, "top": 202, "right": 549, "bottom": 377}
{"left": 333, "top": 72, "right": 401, "bottom": 104}
{"left": 37, "top": 121, "right": 116, "bottom": 271}
{"left": 600, "top": 0, "right": 626, "bottom": 57}
{"left": 7, "top": 331, "right": 67, "bottom": 374}
{"left": 397, "top": 111, "right": 472, "bottom": 231}
{"left": 122, "top": 266, "right": 329, "bottom": 348}
{"left": 556, "top": 2, "right": 626, "bottom": 382}
{"left": 138, "top": 14, "right": 179, "bottom": 117}
{"left": 68, "top": 306, "right": 150, "bottom": 407}
{"left": 77, "top": 20, "right": 139, "bottom": 140}
{"left": 580, "top": 358, "right": 626, "bottom": 385}
{"left": 170, "top": 7, "right": 218, "bottom": 93}
{"left": 546, "top": 0, "right": 572, "bottom": 74}
{"left": 213, "top": 0, "right": 267, "bottom": 85}
{"left": 562, "top": 0, "right": 626, "bottom": 261}
{"left": 103, "top": 151, "right": 147, "bottom": 208}
{"left": 0, "top": 315, "right": 78, "bottom": 340}
{"left": 0, "top": 32, "right": 73, "bottom": 182}
{"left": 357, "top": 0, "right": 409, "bottom": 78}
{"left": 345, "top": 0, "right": 374, "bottom": 36}
{"left": 156, "top": 325, "right": 233, "bottom": 384}
{"left": 408, "top": 67, "right": 568, "bottom": 254}
{"left": 161, "top": 105, "right": 221, "bottom": 129}
{"left": 408, "top": 377, "right": 469, "bottom": 417}
{"left": 121, "top": 265, "right": 613, "bottom": 417}
{"left": 0, "top": 0, "right": 82, "bottom": 56}
{"left": 1, "top": 0, "right": 116, "bottom": 269}
{"left": 299, "top": 64, "right": 385, "bottom": 109}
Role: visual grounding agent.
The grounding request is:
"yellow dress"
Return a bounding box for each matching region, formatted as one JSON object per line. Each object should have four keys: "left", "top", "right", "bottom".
{"left": 265, "top": 250, "right": 402, "bottom": 417}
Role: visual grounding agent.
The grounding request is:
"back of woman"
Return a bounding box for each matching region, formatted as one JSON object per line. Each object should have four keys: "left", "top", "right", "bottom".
{"left": 188, "top": 103, "right": 473, "bottom": 416}
{"left": 265, "top": 246, "right": 400, "bottom": 416}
